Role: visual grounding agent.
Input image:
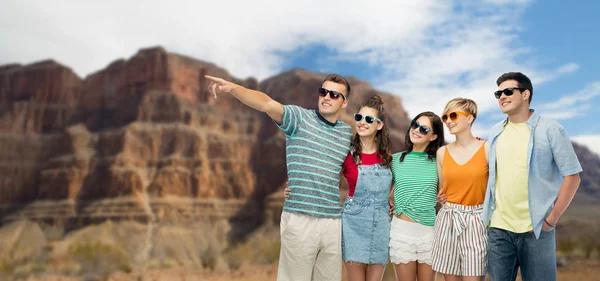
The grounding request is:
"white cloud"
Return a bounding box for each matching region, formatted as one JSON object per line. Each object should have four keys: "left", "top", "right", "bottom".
{"left": 482, "top": 0, "right": 532, "bottom": 4}
{"left": 536, "top": 82, "right": 600, "bottom": 119}
{"left": 370, "top": 9, "right": 579, "bottom": 119}
{"left": 572, "top": 135, "right": 600, "bottom": 157}
{"left": 0, "top": 0, "right": 450, "bottom": 80}
{"left": 0, "top": 0, "right": 581, "bottom": 124}
{"left": 556, "top": 63, "right": 580, "bottom": 74}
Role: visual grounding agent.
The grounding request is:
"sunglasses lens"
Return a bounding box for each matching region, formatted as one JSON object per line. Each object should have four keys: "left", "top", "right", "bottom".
{"left": 441, "top": 115, "right": 447, "bottom": 122}
{"left": 495, "top": 88, "right": 516, "bottom": 99}
{"left": 329, "top": 92, "right": 340, "bottom": 100}
{"left": 411, "top": 121, "right": 418, "bottom": 130}
{"left": 354, "top": 114, "right": 362, "bottom": 122}
{"left": 365, "top": 116, "right": 374, "bottom": 124}
{"left": 318, "top": 88, "right": 327, "bottom": 97}
{"left": 450, "top": 112, "right": 457, "bottom": 120}
{"left": 411, "top": 121, "right": 430, "bottom": 135}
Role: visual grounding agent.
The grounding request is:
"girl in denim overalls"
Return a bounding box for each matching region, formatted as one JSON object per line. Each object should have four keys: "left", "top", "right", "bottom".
{"left": 341, "top": 95, "right": 393, "bottom": 281}
{"left": 285, "top": 95, "right": 393, "bottom": 281}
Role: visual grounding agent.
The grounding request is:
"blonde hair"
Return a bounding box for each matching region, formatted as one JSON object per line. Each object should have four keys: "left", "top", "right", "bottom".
{"left": 442, "top": 98, "right": 478, "bottom": 123}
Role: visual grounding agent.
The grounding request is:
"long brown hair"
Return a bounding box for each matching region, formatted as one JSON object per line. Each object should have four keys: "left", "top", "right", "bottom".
{"left": 399, "top": 111, "right": 445, "bottom": 162}
{"left": 351, "top": 95, "right": 392, "bottom": 168}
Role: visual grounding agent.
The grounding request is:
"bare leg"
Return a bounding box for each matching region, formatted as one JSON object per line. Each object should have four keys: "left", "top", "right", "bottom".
{"left": 416, "top": 262, "right": 436, "bottom": 281}
{"left": 365, "top": 264, "right": 386, "bottom": 281}
{"left": 345, "top": 262, "right": 367, "bottom": 281}
{"left": 462, "top": 276, "right": 485, "bottom": 281}
{"left": 393, "top": 262, "right": 417, "bottom": 281}
{"left": 443, "top": 274, "right": 462, "bottom": 281}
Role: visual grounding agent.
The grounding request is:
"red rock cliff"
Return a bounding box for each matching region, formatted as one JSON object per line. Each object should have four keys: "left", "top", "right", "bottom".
{"left": 0, "top": 46, "right": 410, "bottom": 227}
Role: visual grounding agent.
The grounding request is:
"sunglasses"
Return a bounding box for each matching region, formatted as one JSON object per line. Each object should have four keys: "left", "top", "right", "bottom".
{"left": 318, "top": 87, "right": 347, "bottom": 100}
{"left": 494, "top": 87, "right": 527, "bottom": 99}
{"left": 354, "top": 113, "right": 382, "bottom": 124}
{"left": 442, "top": 111, "right": 470, "bottom": 122}
{"left": 411, "top": 120, "right": 431, "bottom": 135}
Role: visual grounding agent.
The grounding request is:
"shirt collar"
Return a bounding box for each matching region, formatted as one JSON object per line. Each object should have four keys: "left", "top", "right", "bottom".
{"left": 500, "top": 108, "right": 540, "bottom": 129}
{"left": 315, "top": 110, "right": 337, "bottom": 127}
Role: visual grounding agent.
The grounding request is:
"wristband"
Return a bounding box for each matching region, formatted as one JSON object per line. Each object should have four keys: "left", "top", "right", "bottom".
{"left": 544, "top": 218, "right": 556, "bottom": 228}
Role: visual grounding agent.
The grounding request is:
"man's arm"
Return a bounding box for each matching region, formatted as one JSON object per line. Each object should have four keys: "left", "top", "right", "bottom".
{"left": 544, "top": 174, "right": 581, "bottom": 230}
{"left": 544, "top": 124, "right": 583, "bottom": 230}
{"left": 205, "top": 75, "right": 284, "bottom": 124}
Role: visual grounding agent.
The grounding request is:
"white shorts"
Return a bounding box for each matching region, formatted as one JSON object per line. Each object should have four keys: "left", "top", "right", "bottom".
{"left": 277, "top": 211, "right": 342, "bottom": 281}
{"left": 389, "top": 216, "right": 434, "bottom": 265}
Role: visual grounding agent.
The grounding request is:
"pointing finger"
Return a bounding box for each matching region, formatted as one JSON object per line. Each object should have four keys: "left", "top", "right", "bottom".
{"left": 204, "top": 75, "right": 225, "bottom": 84}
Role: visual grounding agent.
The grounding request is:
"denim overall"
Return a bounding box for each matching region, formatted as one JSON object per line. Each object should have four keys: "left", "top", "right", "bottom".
{"left": 341, "top": 163, "right": 393, "bottom": 264}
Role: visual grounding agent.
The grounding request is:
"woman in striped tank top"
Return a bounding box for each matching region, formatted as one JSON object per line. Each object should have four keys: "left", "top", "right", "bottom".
{"left": 431, "top": 98, "right": 489, "bottom": 281}
{"left": 389, "top": 111, "right": 445, "bottom": 281}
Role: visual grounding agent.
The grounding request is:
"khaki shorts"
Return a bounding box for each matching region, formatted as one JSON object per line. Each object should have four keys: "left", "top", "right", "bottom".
{"left": 277, "top": 211, "right": 342, "bottom": 281}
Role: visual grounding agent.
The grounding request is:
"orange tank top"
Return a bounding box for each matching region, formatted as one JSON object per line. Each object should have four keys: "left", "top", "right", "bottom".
{"left": 442, "top": 143, "right": 489, "bottom": 205}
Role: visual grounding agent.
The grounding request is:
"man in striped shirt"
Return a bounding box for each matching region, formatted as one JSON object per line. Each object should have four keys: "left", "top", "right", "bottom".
{"left": 205, "top": 73, "right": 353, "bottom": 281}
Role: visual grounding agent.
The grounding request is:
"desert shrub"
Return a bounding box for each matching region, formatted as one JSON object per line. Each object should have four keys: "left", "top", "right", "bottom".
{"left": 0, "top": 257, "right": 47, "bottom": 280}
{"left": 68, "top": 240, "right": 132, "bottom": 281}
{"left": 200, "top": 240, "right": 222, "bottom": 271}
{"left": 0, "top": 258, "right": 15, "bottom": 279}
{"left": 40, "top": 222, "right": 65, "bottom": 242}
{"left": 255, "top": 234, "right": 280, "bottom": 263}
{"left": 557, "top": 237, "right": 578, "bottom": 256}
{"left": 557, "top": 219, "right": 600, "bottom": 258}
{"left": 222, "top": 226, "right": 280, "bottom": 270}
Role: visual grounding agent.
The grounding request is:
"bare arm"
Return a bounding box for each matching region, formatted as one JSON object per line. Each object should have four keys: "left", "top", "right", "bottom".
{"left": 436, "top": 146, "right": 447, "bottom": 204}
{"left": 544, "top": 174, "right": 581, "bottom": 230}
{"left": 389, "top": 181, "right": 395, "bottom": 215}
{"left": 543, "top": 126, "right": 583, "bottom": 230}
{"left": 284, "top": 181, "right": 290, "bottom": 199}
{"left": 484, "top": 140, "right": 490, "bottom": 163}
{"left": 205, "top": 75, "right": 284, "bottom": 124}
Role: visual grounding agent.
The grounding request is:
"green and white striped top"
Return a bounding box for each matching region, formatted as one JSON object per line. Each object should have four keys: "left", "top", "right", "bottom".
{"left": 278, "top": 105, "right": 353, "bottom": 218}
{"left": 391, "top": 151, "right": 438, "bottom": 226}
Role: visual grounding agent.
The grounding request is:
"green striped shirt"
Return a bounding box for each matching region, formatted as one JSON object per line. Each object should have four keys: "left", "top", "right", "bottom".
{"left": 277, "top": 105, "right": 352, "bottom": 218}
{"left": 391, "top": 151, "right": 438, "bottom": 226}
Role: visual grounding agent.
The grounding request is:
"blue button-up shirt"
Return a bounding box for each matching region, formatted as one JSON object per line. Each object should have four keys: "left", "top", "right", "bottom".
{"left": 482, "top": 109, "right": 583, "bottom": 238}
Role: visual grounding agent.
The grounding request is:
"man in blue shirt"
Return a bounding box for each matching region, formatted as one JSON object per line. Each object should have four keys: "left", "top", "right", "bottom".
{"left": 482, "top": 72, "right": 582, "bottom": 281}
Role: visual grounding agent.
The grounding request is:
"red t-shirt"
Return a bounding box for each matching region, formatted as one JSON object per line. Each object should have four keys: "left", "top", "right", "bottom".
{"left": 342, "top": 152, "right": 385, "bottom": 197}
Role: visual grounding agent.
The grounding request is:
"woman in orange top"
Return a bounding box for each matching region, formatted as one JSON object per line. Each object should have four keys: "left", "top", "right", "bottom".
{"left": 431, "top": 98, "right": 489, "bottom": 281}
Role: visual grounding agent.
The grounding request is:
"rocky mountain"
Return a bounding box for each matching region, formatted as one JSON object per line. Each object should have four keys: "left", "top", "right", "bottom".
{"left": 565, "top": 142, "right": 600, "bottom": 219}
{"left": 0, "top": 46, "right": 411, "bottom": 234}
{"left": 1, "top": 46, "right": 597, "bottom": 234}
{"left": 572, "top": 142, "right": 600, "bottom": 199}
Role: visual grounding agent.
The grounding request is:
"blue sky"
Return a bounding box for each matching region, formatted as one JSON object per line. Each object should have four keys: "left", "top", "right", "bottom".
{"left": 1, "top": 0, "right": 599, "bottom": 154}
{"left": 275, "top": 1, "right": 600, "bottom": 153}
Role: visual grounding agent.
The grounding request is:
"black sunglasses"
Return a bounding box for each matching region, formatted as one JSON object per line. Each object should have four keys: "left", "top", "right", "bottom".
{"left": 411, "top": 120, "right": 431, "bottom": 135}
{"left": 354, "top": 113, "right": 382, "bottom": 124}
{"left": 494, "top": 87, "right": 527, "bottom": 99}
{"left": 318, "top": 87, "right": 347, "bottom": 100}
